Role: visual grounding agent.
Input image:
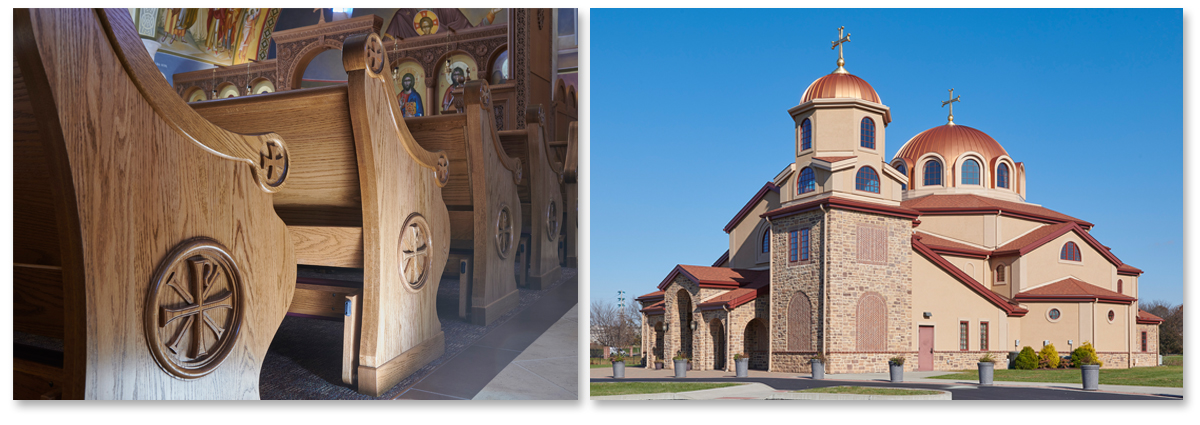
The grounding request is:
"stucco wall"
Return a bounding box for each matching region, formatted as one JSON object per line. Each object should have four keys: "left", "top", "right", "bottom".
{"left": 1019, "top": 231, "right": 1116, "bottom": 293}
{"left": 727, "top": 190, "right": 780, "bottom": 269}
{"left": 912, "top": 252, "right": 1008, "bottom": 353}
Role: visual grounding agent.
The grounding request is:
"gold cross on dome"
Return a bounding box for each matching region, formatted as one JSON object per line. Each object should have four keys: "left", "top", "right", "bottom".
{"left": 942, "top": 88, "right": 962, "bottom": 125}
{"left": 831, "top": 26, "right": 851, "bottom": 74}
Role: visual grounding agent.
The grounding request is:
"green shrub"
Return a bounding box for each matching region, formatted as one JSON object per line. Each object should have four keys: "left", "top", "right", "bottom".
{"left": 1038, "top": 344, "right": 1060, "bottom": 369}
{"left": 1015, "top": 346, "right": 1038, "bottom": 370}
{"left": 672, "top": 351, "right": 689, "bottom": 361}
{"left": 888, "top": 355, "right": 906, "bottom": 366}
{"left": 733, "top": 353, "right": 746, "bottom": 360}
{"left": 610, "top": 354, "right": 626, "bottom": 363}
{"left": 1071, "top": 341, "right": 1104, "bottom": 366}
{"left": 978, "top": 353, "right": 996, "bottom": 363}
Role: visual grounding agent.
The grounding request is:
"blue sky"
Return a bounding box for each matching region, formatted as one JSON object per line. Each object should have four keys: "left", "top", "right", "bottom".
{"left": 590, "top": 9, "right": 1183, "bottom": 306}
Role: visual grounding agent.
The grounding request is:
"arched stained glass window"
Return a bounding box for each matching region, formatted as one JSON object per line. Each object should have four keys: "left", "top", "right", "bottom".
{"left": 856, "top": 167, "right": 880, "bottom": 193}
{"left": 923, "top": 159, "right": 943, "bottom": 186}
{"left": 797, "top": 167, "right": 816, "bottom": 194}
{"left": 800, "top": 119, "right": 812, "bottom": 151}
{"left": 860, "top": 117, "right": 876, "bottom": 149}
{"left": 1061, "top": 241, "right": 1082, "bottom": 262}
{"left": 997, "top": 163, "right": 1010, "bottom": 189}
{"left": 761, "top": 229, "right": 770, "bottom": 254}
{"left": 895, "top": 162, "right": 908, "bottom": 191}
{"left": 962, "top": 159, "right": 981, "bottom": 185}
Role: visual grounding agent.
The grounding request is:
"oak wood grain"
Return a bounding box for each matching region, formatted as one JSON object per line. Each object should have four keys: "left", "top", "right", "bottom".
{"left": 13, "top": 266, "right": 64, "bottom": 339}
{"left": 288, "top": 226, "right": 365, "bottom": 268}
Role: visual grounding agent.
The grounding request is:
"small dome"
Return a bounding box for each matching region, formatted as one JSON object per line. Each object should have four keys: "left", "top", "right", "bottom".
{"left": 894, "top": 124, "right": 1008, "bottom": 166}
{"left": 801, "top": 72, "right": 881, "bottom": 104}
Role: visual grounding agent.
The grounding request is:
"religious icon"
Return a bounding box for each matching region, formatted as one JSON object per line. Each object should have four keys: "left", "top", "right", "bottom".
{"left": 442, "top": 61, "right": 471, "bottom": 113}
{"left": 413, "top": 9, "right": 440, "bottom": 35}
{"left": 397, "top": 71, "right": 424, "bottom": 117}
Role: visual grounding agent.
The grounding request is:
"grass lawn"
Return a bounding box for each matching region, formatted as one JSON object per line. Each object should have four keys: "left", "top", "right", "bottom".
{"left": 928, "top": 366, "right": 1182, "bottom": 388}
{"left": 796, "top": 386, "right": 941, "bottom": 396}
{"left": 590, "top": 382, "right": 741, "bottom": 396}
{"left": 589, "top": 358, "right": 645, "bottom": 369}
{"left": 1163, "top": 355, "right": 1182, "bottom": 367}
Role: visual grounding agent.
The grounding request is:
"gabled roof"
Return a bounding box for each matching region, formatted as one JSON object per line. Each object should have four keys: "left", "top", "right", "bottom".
{"left": 902, "top": 194, "right": 1093, "bottom": 229}
{"left": 656, "top": 264, "right": 768, "bottom": 291}
{"left": 635, "top": 291, "right": 664, "bottom": 302}
{"left": 1013, "top": 277, "right": 1136, "bottom": 304}
{"left": 723, "top": 182, "right": 780, "bottom": 233}
{"left": 696, "top": 271, "right": 770, "bottom": 311}
{"left": 1137, "top": 309, "right": 1165, "bottom": 325}
{"left": 640, "top": 300, "right": 665, "bottom": 315}
{"left": 992, "top": 221, "right": 1129, "bottom": 271}
{"left": 914, "top": 232, "right": 990, "bottom": 259}
{"left": 912, "top": 235, "right": 1028, "bottom": 316}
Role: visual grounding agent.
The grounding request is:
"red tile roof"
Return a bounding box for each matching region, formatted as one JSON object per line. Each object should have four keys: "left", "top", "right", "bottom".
{"left": 902, "top": 194, "right": 1093, "bottom": 228}
{"left": 994, "top": 222, "right": 1076, "bottom": 253}
{"left": 1014, "top": 278, "right": 1136, "bottom": 304}
{"left": 712, "top": 250, "right": 730, "bottom": 267}
{"left": 640, "top": 300, "right": 665, "bottom": 315}
{"left": 697, "top": 271, "right": 770, "bottom": 311}
{"left": 914, "top": 232, "right": 990, "bottom": 258}
{"left": 911, "top": 235, "right": 1028, "bottom": 316}
{"left": 656, "top": 264, "right": 768, "bottom": 291}
{"left": 635, "top": 291, "right": 664, "bottom": 302}
{"left": 723, "top": 182, "right": 780, "bottom": 233}
{"left": 763, "top": 195, "right": 920, "bottom": 221}
{"left": 1137, "top": 309, "right": 1165, "bottom": 324}
{"left": 812, "top": 156, "right": 856, "bottom": 163}
{"left": 1118, "top": 264, "right": 1144, "bottom": 276}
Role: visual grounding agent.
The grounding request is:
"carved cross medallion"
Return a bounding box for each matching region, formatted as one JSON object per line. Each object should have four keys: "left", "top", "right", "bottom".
{"left": 496, "top": 205, "right": 514, "bottom": 258}
{"left": 399, "top": 213, "right": 432, "bottom": 288}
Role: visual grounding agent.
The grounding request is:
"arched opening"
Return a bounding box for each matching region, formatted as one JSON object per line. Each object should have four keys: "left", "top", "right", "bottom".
{"left": 436, "top": 52, "right": 479, "bottom": 114}
{"left": 295, "top": 47, "right": 347, "bottom": 89}
{"left": 709, "top": 318, "right": 726, "bottom": 371}
{"left": 856, "top": 292, "right": 888, "bottom": 351}
{"left": 250, "top": 78, "right": 275, "bottom": 95}
{"left": 216, "top": 82, "right": 240, "bottom": 99}
{"left": 787, "top": 292, "right": 812, "bottom": 351}
{"left": 676, "top": 289, "right": 693, "bottom": 360}
{"left": 489, "top": 48, "right": 509, "bottom": 85}
{"left": 391, "top": 59, "right": 427, "bottom": 117}
{"left": 653, "top": 321, "right": 665, "bottom": 363}
{"left": 743, "top": 318, "right": 769, "bottom": 370}
{"left": 184, "top": 86, "right": 207, "bottom": 103}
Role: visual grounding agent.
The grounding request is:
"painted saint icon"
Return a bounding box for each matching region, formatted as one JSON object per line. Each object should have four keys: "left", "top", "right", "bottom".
{"left": 442, "top": 64, "right": 470, "bottom": 113}
{"left": 397, "top": 72, "right": 424, "bottom": 117}
{"left": 413, "top": 9, "right": 440, "bottom": 35}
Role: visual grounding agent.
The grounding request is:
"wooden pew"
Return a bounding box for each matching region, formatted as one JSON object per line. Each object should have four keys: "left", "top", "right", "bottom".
{"left": 553, "top": 122, "right": 580, "bottom": 268}
{"left": 406, "top": 81, "right": 524, "bottom": 326}
{"left": 13, "top": 8, "right": 296, "bottom": 399}
{"left": 499, "top": 106, "right": 564, "bottom": 289}
{"left": 190, "top": 33, "right": 452, "bottom": 397}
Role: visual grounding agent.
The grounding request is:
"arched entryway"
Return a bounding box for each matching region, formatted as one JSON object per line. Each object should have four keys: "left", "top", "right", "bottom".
{"left": 710, "top": 318, "right": 726, "bottom": 371}
{"left": 653, "top": 322, "right": 665, "bottom": 362}
{"left": 676, "top": 289, "right": 693, "bottom": 360}
{"left": 743, "top": 318, "right": 769, "bottom": 370}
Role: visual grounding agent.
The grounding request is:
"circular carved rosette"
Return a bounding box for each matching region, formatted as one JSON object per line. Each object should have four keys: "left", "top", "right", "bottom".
{"left": 435, "top": 153, "right": 450, "bottom": 187}
{"left": 364, "top": 33, "right": 387, "bottom": 78}
{"left": 398, "top": 213, "right": 433, "bottom": 290}
{"left": 256, "top": 136, "right": 289, "bottom": 192}
{"left": 546, "top": 200, "right": 560, "bottom": 242}
{"left": 144, "top": 238, "right": 244, "bottom": 379}
{"left": 495, "top": 204, "right": 514, "bottom": 259}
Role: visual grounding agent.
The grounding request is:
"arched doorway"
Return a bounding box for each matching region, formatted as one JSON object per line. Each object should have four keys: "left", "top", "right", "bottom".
{"left": 676, "top": 289, "right": 692, "bottom": 360}
{"left": 295, "top": 48, "right": 347, "bottom": 89}
{"left": 743, "top": 318, "right": 769, "bottom": 370}
{"left": 710, "top": 318, "right": 726, "bottom": 371}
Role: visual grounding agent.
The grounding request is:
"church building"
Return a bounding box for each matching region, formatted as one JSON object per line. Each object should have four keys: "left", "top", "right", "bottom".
{"left": 636, "top": 28, "right": 1163, "bottom": 374}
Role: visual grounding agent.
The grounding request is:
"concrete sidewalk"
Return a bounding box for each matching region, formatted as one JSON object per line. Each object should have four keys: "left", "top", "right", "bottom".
{"left": 591, "top": 366, "right": 1183, "bottom": 398}
{"left": 593, "top": 382, "right": 953, "bottom": 400}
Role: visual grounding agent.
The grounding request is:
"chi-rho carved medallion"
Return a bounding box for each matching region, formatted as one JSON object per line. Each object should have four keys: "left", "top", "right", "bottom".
{"left": 399, "top": 213, "right": 433, "bottom": 289}
{"left": 145, "top": 238, "right": 244, "bottom": 379}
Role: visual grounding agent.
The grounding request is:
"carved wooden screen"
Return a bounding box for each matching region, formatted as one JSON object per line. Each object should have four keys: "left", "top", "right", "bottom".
{"left": 787, "top": 291, "right": 812, "bottom": 351}
{"left": 856, "top": 292, "right": 887, "bottom": 351}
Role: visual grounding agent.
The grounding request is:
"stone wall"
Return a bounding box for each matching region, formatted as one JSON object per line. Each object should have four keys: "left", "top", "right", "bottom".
{"left": 662, "top": 274, "right": 735, "bottom": 370}
{"left": 930, "top": 351, "right": 1012, "bottom": 371}
{"left": 768, "top": 210, "right": 824, "bottom": 373}
{"left": 1136, "top": 323, "right": 1159, "bottom": 355}
{"left": 822, "top": 209, "right": 914, "bottom": 372}
{"left": 1131, "top": 353, "right": 1158, "bottom": 367}
{"left": 1097, "top": 352, "right": 1130, "bottom": 369}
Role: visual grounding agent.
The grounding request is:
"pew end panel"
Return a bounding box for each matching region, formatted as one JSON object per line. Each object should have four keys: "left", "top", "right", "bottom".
{"left": 14, "top": 8, "right": 296, "bottom": 399}
{"left": 498, "top": 105, "right": 564, "bottom": 290}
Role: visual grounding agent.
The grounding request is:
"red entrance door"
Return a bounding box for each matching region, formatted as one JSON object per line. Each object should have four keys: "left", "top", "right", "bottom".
{"left": 918, "top": 326, "right": 935, "bottom": 371}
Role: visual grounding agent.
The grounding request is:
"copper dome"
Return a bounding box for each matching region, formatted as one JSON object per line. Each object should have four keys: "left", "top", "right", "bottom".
{"left": 801, "top": 72, "right": 881, "bottom": 104}
{"left": 894, "top": 124, "right": 1008, "bottom": 167}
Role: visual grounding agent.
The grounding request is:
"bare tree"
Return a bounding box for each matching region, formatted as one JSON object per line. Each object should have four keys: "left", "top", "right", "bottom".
{"left": 590, "top": 299, "right": 640, "bottom": 355}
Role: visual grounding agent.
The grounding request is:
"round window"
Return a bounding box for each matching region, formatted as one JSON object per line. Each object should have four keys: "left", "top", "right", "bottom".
{"left": 1108, "top": 310, "right": 1115, "bottom": 322}
{"left": 1048, "top": 308, "right": 1061, "bottom": 321}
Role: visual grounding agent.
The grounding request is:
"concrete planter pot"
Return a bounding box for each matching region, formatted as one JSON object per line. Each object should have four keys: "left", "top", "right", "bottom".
{"left": 673, "top": 360, "right": 688, "bottom": 378}
{"left": 735, "top": 358, "right": 749, "bottom": 377}
{"left": 612, "top": 360, "right": 625, "bottom": 379}
{"left": 888, "top": 362, "right": 904, "bottom": 382}
{"left": 977, "top": 362, "right": 995, "bottom": 385}
{"left": 1081, "top": 364, "right": 1100, "bottom": 391}
{"left": 654, "top": 361, "right": 664, "bottom": 370}
{"left": 810, "top": 359, "right": 826, "bottom": 380}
